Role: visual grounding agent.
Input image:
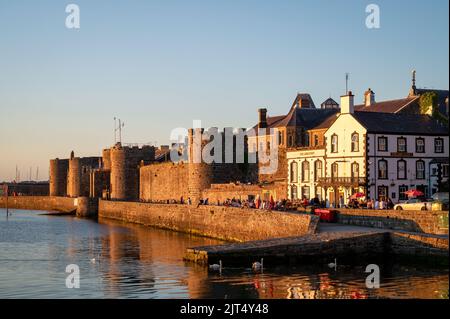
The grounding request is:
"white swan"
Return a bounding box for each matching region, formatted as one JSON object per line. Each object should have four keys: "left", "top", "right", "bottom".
{"left": 90, "top": 254, "right": 101, "bottom": 264}
{"left": 328, "top": 258, "right": 337, "bottom": 271}
{"left": 252, "top": 258, "right": 264, "bottom": 271}
{"left": 209, "top": 260, "right": 222, "bottom": 272}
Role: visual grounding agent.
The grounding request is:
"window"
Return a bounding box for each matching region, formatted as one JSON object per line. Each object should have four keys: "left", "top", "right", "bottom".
{"left": 351, "top": 162, "right": 359, "bottom": 180}
{"left": 266, "top": 141, "right": 270, "bottom": 151}
{"left": 351, "top": 133, "right": 359, "bottom": 152}
{"left": 378, "top": 186, "right": 389, "bottom": 201}
{"left": 314, "top": 160, "right": 322, "bottom": 182}
{"left": 399, "top": 185, "right": 408, "bottom": 201}
{"left": 397, "top": 137, "right": 407, "bottom": 152}
{"left": 435, "top": 138, "right": 444, "bottom": 153}
{"left": 291, "top": 185, "right": 298, "bottom": 200}
{"left": 397, "top": 160, "right": 407, "bottom": 180}
{"left": 378, "top": 160, "right": 388, "bottom": 179}
{"left": 288, "top": 135, "right": 293, "bottom": 147}
{"left": 290, "top": 162, "right": 298, "bottom": 183}
{"left": 302, "top": 161, "right": 310, "bottom": 182}
{"left": 331, "top": 163, "right": 338, "bottom": 179}
{"left": 331, "top": 134, "right": 338, "bottom": 153}
{"left": 302, "top": 186, "right": 310, "bottom": 200}
{"left": 378, "top": 136, "right": 388, "bottom": 152}
{"left": 416, "top": 138, "right": 425, "bottom": 153}
{"left": 313, "top": 134, "right": 319, "bottom": 146}
{"left": 278, "top": 131, "right": 283, "bottom": 145}
{"left": 416, "top": 160, "right": 425, "bottom": 179}
{"left": 443, "top": 164, "right": 449, "bottom": 178}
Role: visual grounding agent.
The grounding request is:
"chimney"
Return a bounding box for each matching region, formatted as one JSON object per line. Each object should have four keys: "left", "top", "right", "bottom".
{"left": 364, "top": 88, "right": 375, "bottom": 106}
{"left": 340, "top": 91, "right": 354, "bottom": 114}
{"left": 258, "top": 108, "right": 267, "bottom": 128}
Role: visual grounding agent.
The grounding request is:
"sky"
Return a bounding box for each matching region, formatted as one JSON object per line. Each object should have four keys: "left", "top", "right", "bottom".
{"left": 0, "top": 0, "right": 448, "bottom": 182}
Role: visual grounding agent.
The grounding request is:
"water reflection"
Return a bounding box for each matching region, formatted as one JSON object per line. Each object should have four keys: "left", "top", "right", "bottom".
{"left": 0, "top": 209, "right": 448, "bottom": 299}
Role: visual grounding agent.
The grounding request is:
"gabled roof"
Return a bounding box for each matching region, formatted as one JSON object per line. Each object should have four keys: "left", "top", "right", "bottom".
{"left": 290, "top": 93, "right": 316, "bottom": 109}
{"left": 355, "top": 97, "right": 419, "bottom": 113}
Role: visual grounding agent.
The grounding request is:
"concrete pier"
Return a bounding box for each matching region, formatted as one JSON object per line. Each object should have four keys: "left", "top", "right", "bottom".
{"left": 184, "top": 224, "right": 449, "bottom": 266}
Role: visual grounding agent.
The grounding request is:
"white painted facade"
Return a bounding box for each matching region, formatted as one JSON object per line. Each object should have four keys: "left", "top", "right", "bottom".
{"left": 287, "top": 148, "right": 326, "bottom": 200}
{"left": 286, "top": 92, "right": 448, "bottom": 204}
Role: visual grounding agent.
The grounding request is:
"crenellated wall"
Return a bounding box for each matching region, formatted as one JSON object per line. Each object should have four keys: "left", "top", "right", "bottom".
{"left": 110, "top": 143, "right": 155, "bottom": 201}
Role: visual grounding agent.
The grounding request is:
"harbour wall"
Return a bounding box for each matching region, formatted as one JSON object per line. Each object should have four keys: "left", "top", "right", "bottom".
{"left": 98, "top": 200, "right": 318, "bottom": 242}
{"left": 185, "top": 231, "right": 449, "bottom": 266}
{"left": 335, "top": 209, "right": 449, "bottom": 235}
{"left": 0, "top": 196, "right": 77, "bottom": 213}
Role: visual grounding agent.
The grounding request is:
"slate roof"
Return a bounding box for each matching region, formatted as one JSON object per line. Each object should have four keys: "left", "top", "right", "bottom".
{"left": 254, "top": 108, "right": 339, "bottom": 130}
{"left": 353, "top": 112, "right": 448, "bottom": 135}
{"left": 355, "top": 97, "right": 419, "bottom": 113}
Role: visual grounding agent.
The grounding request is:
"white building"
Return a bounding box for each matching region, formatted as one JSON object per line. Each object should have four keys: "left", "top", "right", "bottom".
{"left": 287, "top": 92, "right": 449, "bottom": 204}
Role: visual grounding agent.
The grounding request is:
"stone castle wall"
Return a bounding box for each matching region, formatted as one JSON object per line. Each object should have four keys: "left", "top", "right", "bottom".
{"left": 140, "top": 162, "right": 189, "bottom": 202}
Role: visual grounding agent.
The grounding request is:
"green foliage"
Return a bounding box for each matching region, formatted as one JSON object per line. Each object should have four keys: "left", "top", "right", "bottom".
{"left": 419, "top": 91, "right": 438, "bottom": 114}
{"left": 419, "top": 91, "right": 449, "bottom": 125}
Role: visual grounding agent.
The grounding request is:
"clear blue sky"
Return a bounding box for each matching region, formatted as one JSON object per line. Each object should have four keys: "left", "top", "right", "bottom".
{"left": 0, "top": 0, "right": 448, "bottom": 182}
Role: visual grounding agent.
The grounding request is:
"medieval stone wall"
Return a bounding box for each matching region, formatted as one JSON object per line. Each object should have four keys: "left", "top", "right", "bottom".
{"left": 140, "top": 162, "right": 189, "bottom": 202}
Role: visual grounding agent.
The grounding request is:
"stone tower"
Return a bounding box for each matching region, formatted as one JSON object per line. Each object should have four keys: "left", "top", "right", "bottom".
{"left": 49, "top": 158, "right": 69, "bottom": 196}
{"left": 67, "top": 151, "right": 81, "bottom": 198}
{"left": 110, "top": 143, "right": 155, "bottom": 200}
{"left": 187, "top": 128, "right": 213, "bottom": 204}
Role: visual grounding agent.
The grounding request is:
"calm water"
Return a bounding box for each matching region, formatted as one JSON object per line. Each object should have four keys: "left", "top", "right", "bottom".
{"left": 0, "top": 209, "right": 448, "bottom": 299}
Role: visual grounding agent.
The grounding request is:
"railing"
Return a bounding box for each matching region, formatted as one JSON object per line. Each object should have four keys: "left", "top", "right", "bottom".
{"left": 317, "top": 177, "right": 367, "bottom": 186}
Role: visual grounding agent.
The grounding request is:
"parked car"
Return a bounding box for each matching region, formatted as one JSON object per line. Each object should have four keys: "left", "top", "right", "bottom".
{"left": 394, "top": 198, "right": 431, "bottom": 211}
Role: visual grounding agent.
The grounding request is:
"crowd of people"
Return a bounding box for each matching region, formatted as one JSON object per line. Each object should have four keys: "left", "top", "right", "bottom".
{"left": 141, "top": 194, "right": 397, "bottom": 211}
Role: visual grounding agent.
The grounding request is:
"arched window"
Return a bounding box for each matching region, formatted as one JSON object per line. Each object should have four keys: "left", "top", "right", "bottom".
{"left": 302, "top": 161, "right": 310, "bottom": 182}
{"left": 331, "top": 134, "right": 338, "bottom": 153}
{"left": 331, "top": 162, "right": 338, "bottom": 180}
{"left": 416, "top": 160, "right": 425, "bottom": 179}
{"left": 378, "top": 160, "right": 388, "bottom": 179}
{"left": 290, "top": 162, "right": 298, "bottom": 183}
{"left": 351, "top": 133, "right": 359, "bottom": 152}
{"left": 291, "top": 185, "right": 298, "bottom": 200}
{"left": 351, "top": 162, "right": 359, "bottom": 180}
{"left": 397, "top": 160, "right": 407, "bottom": 179}
{"left": 314, "top": 160, "right": 322, "bottom": 182}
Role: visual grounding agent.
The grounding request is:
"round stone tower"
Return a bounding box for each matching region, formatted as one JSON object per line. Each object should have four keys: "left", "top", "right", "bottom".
{"left": 49, "top": 158, "right": 69, "bottom": 196}
{"left": 188, "top": 128, "right": 213, "bottom": 204}
{"left": 67, "top": 151, "right": 81, "bottom": 198}
{"left": 110, "top": 143, "right": 127, "bottom": 200}
{"left": 102, "top": 148, "right": 111, "bottom": 170}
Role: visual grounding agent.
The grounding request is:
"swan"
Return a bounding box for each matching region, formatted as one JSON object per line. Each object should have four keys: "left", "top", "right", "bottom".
{"left": 328, "top": 258, "right": 337, "bottom": 271}
{"left": 90, "top": 254, "right": 101, "bottom": 264}
{"left": 209, "top": 260, "right": 222, "bottom": 272}
{"left": 252, "top": 258, "right": 264, "bottom": 271}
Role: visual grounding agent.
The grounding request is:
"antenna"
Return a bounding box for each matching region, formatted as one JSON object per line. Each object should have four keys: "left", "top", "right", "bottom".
{"left": 36, "top": 167, "right": 39, "bottom": 181}
{"left": 114, "top": 117, "right": 125, "bottom": 144}
{"left": 345, "top": 73, "right": 350, "bottom": 94}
